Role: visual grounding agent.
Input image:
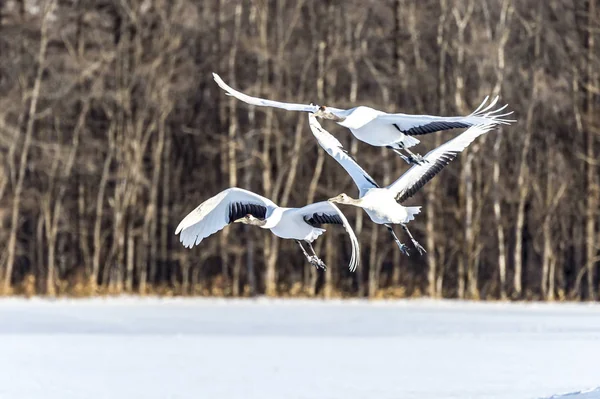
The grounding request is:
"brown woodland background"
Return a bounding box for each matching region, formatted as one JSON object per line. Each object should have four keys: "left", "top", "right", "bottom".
{"left": 0, "top": 0, "right": 598, "bottom": 300}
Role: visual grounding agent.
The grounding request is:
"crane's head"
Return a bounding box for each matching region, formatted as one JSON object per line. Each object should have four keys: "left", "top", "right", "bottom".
{"left": 313, "top": 105, "right": 345, "bottom": 122}
{"left": 328, "top": 193, "right": 359, "bottom": 206}
{"left": 234, "top": 215, "right": 267, "bottom": 227}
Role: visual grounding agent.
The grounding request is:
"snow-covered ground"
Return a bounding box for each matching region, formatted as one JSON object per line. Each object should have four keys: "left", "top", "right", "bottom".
{"left": 546, "top": 388, "right": 600, "bottom": 398}
{"left": 0, "top": 298, "right": 598, "bottom": 399}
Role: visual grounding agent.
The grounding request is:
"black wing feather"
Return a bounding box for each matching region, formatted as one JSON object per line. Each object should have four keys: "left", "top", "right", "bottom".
{"left": 303, "top": 212, "right": 343, "bottom": 227}
{"left": 228, "top": 202, "right": 268, "bottom": 223}
{"left": 395, "top": 151, "right": 459, "bottom": 203}
{"left": 394, "top": 121, "right": 471, "bottom": 136}
{"left": 339, "top": 147, "right": 380, "bottom": 188}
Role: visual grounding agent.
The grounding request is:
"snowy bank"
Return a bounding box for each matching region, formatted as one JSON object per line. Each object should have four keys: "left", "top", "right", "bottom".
{"left": 0, "top": 298, "right": 598, "bottom": 399}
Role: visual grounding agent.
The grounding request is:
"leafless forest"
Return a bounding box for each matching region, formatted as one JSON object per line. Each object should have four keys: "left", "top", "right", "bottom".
{"left": 0, "top": 0, "right": 598, "bottom": 300}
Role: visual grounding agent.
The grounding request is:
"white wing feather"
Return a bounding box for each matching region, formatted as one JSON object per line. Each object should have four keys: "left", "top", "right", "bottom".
{"left": 295, "top": 201, "right": 361, "bottom": 272}
{"left": 387, "top": 123, "right": 500, "bottom": 201}
{"left": 213, "top": 73, "right": 319, "bottom": 113}
{"left": 308, "top": 114, "right": 378, "bottom": 196}
{"left": 375, "top": 95, "right": 515, "bottom": 134}
{"left": 175, "top": 188, "right": 277, "bottom": 248}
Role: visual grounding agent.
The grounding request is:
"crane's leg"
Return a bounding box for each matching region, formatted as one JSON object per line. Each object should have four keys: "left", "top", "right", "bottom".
{"left": 306, "top": 241, "right": 327, "bottom": 271}
{"left": 296, "top": 240, "right": 327, "bottom": 271}
{"left": 387, "top": 145, "right": 427, "bottom": 166}
{"left": 401, "top": 224, "right": 427, "bottom": 255}
{"left": 403, "top": 147, "right": 428, "bottom": 165}
{"left": 306, "top": 241, "right": 317, "bottom": 256}
{"left": 387, "top": 146, "right": 412, "bottom": 164}
{"left": 385, "top": 224, "right": 410, "bottom": 256}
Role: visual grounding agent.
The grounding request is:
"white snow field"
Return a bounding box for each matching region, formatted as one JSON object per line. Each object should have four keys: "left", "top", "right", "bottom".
{"left": 0, "top": 298, "right": 598, "bottom": 399}
{"left": 546, "top": 388, "right": 600, "bottom": 398}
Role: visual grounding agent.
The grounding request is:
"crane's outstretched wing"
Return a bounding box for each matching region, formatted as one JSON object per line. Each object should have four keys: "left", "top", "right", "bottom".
{"left": 308, "top": 114, "right": 378, "bottom": 196}
{"left": 213, "top": 73, "right": 320, "bottom": 113}
{"left": 388, "top": 123, "right": 501, "bottom": 203}
{"left": 175, "top": 188, "right": 277, "bottom": 248}
{"left": 296, "top": 201, "right": 360, "bottom": 272}
{"left": 376, "top": 95, "right": 515, "bottom": 136}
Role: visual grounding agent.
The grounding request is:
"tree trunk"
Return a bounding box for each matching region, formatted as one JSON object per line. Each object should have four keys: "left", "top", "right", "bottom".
{"left": 3, "top": 0, "right": 54, "bottom": 293}
{"left": 493, "top": 135, "right": 507, "bottom": 299}
{"left": 452, "top": 0, "right": 474, "bottom": 299}
{"left": 490, "top": 0, "right": 512, "bottom": 300}
{"left": 514, "top": 4, "right": 541, "bottom": 298}
{"left": 425, "top": 0, "right": 448, "bottom": 298}
{"left": 368, "top": 226, "right": 380, "bottom": 298}
{"left": 584, "top": 0, "right": 598, "bottom": 300}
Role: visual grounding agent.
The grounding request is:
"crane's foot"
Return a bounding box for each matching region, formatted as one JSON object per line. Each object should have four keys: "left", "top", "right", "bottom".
{"left": 389, "top": 147, "right": 413, "bottom": 165}
{"left": 308, "top": 255, "right": 327, "bottom": 271}
{"left": 399, "top": 154, "right": 412, "bottom": 164}
{"left": 406, "top": 153, "right": 428, "bottom": 165}
{"left": 400, "top": 224, "right": 426, "bottom": 255}
{"left": 411, "top": 239, "right": 427, "bottom": 256}
{"left": 396, "top": 242, "right": 410, "bottom": 256}
{"left": 386, "top": 224, "right": 411, "bottom": 256}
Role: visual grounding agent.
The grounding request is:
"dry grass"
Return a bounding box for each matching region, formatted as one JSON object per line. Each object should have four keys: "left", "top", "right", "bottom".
{"left": 0, "top": 274, "right": 579, "bottom": 302}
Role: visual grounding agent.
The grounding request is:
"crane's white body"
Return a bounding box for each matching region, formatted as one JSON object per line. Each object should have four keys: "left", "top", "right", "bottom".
{"left": 213, "top": 73, "right": 514, "bottom": 150}
{"left": 263, "top": 207, "right": 325, "bottom": 242}
{"left": 356, "top": 188, "right": 421, "bottom": 225}
{"left": 331, "top": 106, "right": 418, "bottom": 148}
{"left": 175, "top": 188, "right": 360, "bottom": 271}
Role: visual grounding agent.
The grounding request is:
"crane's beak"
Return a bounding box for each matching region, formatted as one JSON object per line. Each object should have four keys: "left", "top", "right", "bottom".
{"left": 327, "top": 195, "right": 341, "bottom": 203}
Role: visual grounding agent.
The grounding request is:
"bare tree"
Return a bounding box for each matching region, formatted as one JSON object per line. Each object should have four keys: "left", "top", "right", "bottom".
{"left": 3, "top": 0, "right": 55, "bottom": 293}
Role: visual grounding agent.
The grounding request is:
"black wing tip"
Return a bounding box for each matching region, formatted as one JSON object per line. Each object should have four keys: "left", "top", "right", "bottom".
{"left": 339, "top": 147, "right": 380, "bottom": 188}
{"left": 396, "top": 154, "right": 460, "bottom": 203}
{"left": 340, "top": 146, "right": 357, "bottom": 161}
{"left": 228, "top": 202, "right": 267, "bottom": 223}
{"left": 304, "top": 212, "right": 343, "bottom": 227}
{"left": 400, "top": 121, "right": 472, "bottom": 136}
{"left": 365, "top": 176, "right": 380, "bottom": 188}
